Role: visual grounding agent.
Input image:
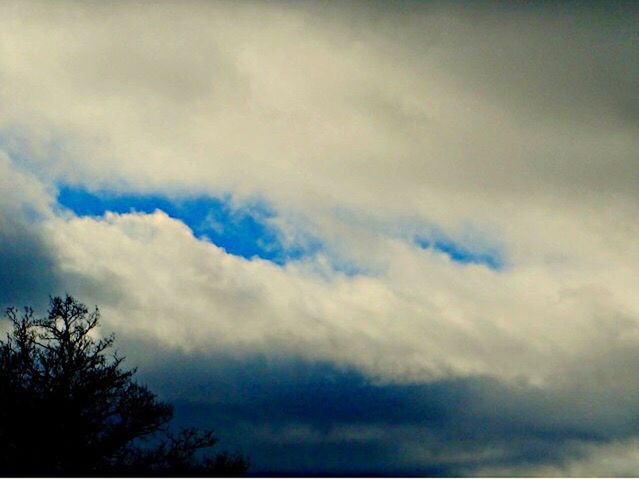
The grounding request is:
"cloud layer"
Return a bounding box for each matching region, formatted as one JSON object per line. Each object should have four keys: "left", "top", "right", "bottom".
{"left": 1, "top": 1, "right": 638, "bottom": 474}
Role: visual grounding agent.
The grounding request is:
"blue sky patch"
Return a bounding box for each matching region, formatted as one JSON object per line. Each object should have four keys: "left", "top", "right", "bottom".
{"left": 415, "top": 235, "right": 504, "bottom": 270}
{"left": 56, "top": 186, "right": 503, "bottom": 271}
{"left": 332, "top": 207, "right": 505, "bottom": 270}
{"left": 56, "top": 186, "right": 320, "bottom": 265}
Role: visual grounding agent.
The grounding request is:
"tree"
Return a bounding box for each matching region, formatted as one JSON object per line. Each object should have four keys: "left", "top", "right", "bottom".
{"left": 0, "top": 295, "right": 248, "bottom": 476}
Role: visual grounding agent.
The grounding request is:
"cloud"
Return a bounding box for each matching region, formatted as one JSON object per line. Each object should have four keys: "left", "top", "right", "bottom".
{"left": 0, "top": 1, "right": 638, "bottom": 473}
{"left": 474, "top": 439, "right": 639, "bottom": 477}
{"left": 56, "top": 186, "right": 321, "bottom": 264}
{"left": 1, "top": 2, "right": 636, "bottom": 212}
{"left": 0, "top": 152, "right": 61, "bottom": 309}
{"left": 37, "top": 203, "right": 639, "bottom": 386}
{"left": 121, "top": 350, "right": 639, "bottom": 475}
{"left": 1, "top": 1, "right": 637, "bottom": 274}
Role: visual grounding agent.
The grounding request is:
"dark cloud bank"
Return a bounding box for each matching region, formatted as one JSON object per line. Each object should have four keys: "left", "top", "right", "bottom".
{"left": 124, "top": 346, "right": 639, "bottom": 476}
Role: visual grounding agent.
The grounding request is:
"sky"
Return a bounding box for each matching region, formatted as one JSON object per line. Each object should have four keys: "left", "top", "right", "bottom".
{"left": 1, "top": 0, "right": 639, "bottom": 475}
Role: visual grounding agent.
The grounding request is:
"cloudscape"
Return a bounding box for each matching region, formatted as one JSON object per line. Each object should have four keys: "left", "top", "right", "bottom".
{"left": 1, "top": 1, "right": 639, "bottom": 475}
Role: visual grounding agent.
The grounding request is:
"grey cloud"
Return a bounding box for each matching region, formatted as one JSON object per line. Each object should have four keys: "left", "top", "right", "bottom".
{"left": 0, "top": 220, "right": 60, "bottom": 310}
{"left": 1, "top": 0, "right": 637, "bottom": 213}
{"left": 117, "top": 346, "right": 639, "bottom": 475}
{"left": 0, "top": 153, "right": 59, "bottom": 309}
{"left": 0, "top": 154, "right": 127, "bottom": 311}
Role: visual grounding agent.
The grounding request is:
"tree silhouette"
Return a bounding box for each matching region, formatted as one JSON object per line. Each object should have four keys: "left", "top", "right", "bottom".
{"left": 0, "top": 295, "right": 248, "bottom": 476}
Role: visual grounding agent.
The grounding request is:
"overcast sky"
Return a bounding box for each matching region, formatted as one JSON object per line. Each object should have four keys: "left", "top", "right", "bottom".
{"left": 1, "top": 1, "right": 639, "bottom": 475}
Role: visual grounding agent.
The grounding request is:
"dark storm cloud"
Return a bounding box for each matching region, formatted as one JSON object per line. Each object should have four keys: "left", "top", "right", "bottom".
{"left": 0, "top": 153, "right": 61, "bottom": 310}
{"left": 0, "top": 220, "right": 60, "bottom": 310}
{"left": 0, "top": 154, "right": 127, "bottom": 313}
{"left": 123, "top": 347, "right": 639, "bottom": 475}
{"left": 0, "top": 213, "right": 128, "bottom": 314}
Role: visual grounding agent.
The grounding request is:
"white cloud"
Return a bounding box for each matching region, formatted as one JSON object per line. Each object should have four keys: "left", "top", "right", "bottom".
{"left": 36, "top": 205, "right": 639, "bottom": 385}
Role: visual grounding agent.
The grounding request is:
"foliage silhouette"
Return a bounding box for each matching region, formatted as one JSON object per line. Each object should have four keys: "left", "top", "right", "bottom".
{"left": 0, "top": 295, "right": 248, "bottom": 476}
